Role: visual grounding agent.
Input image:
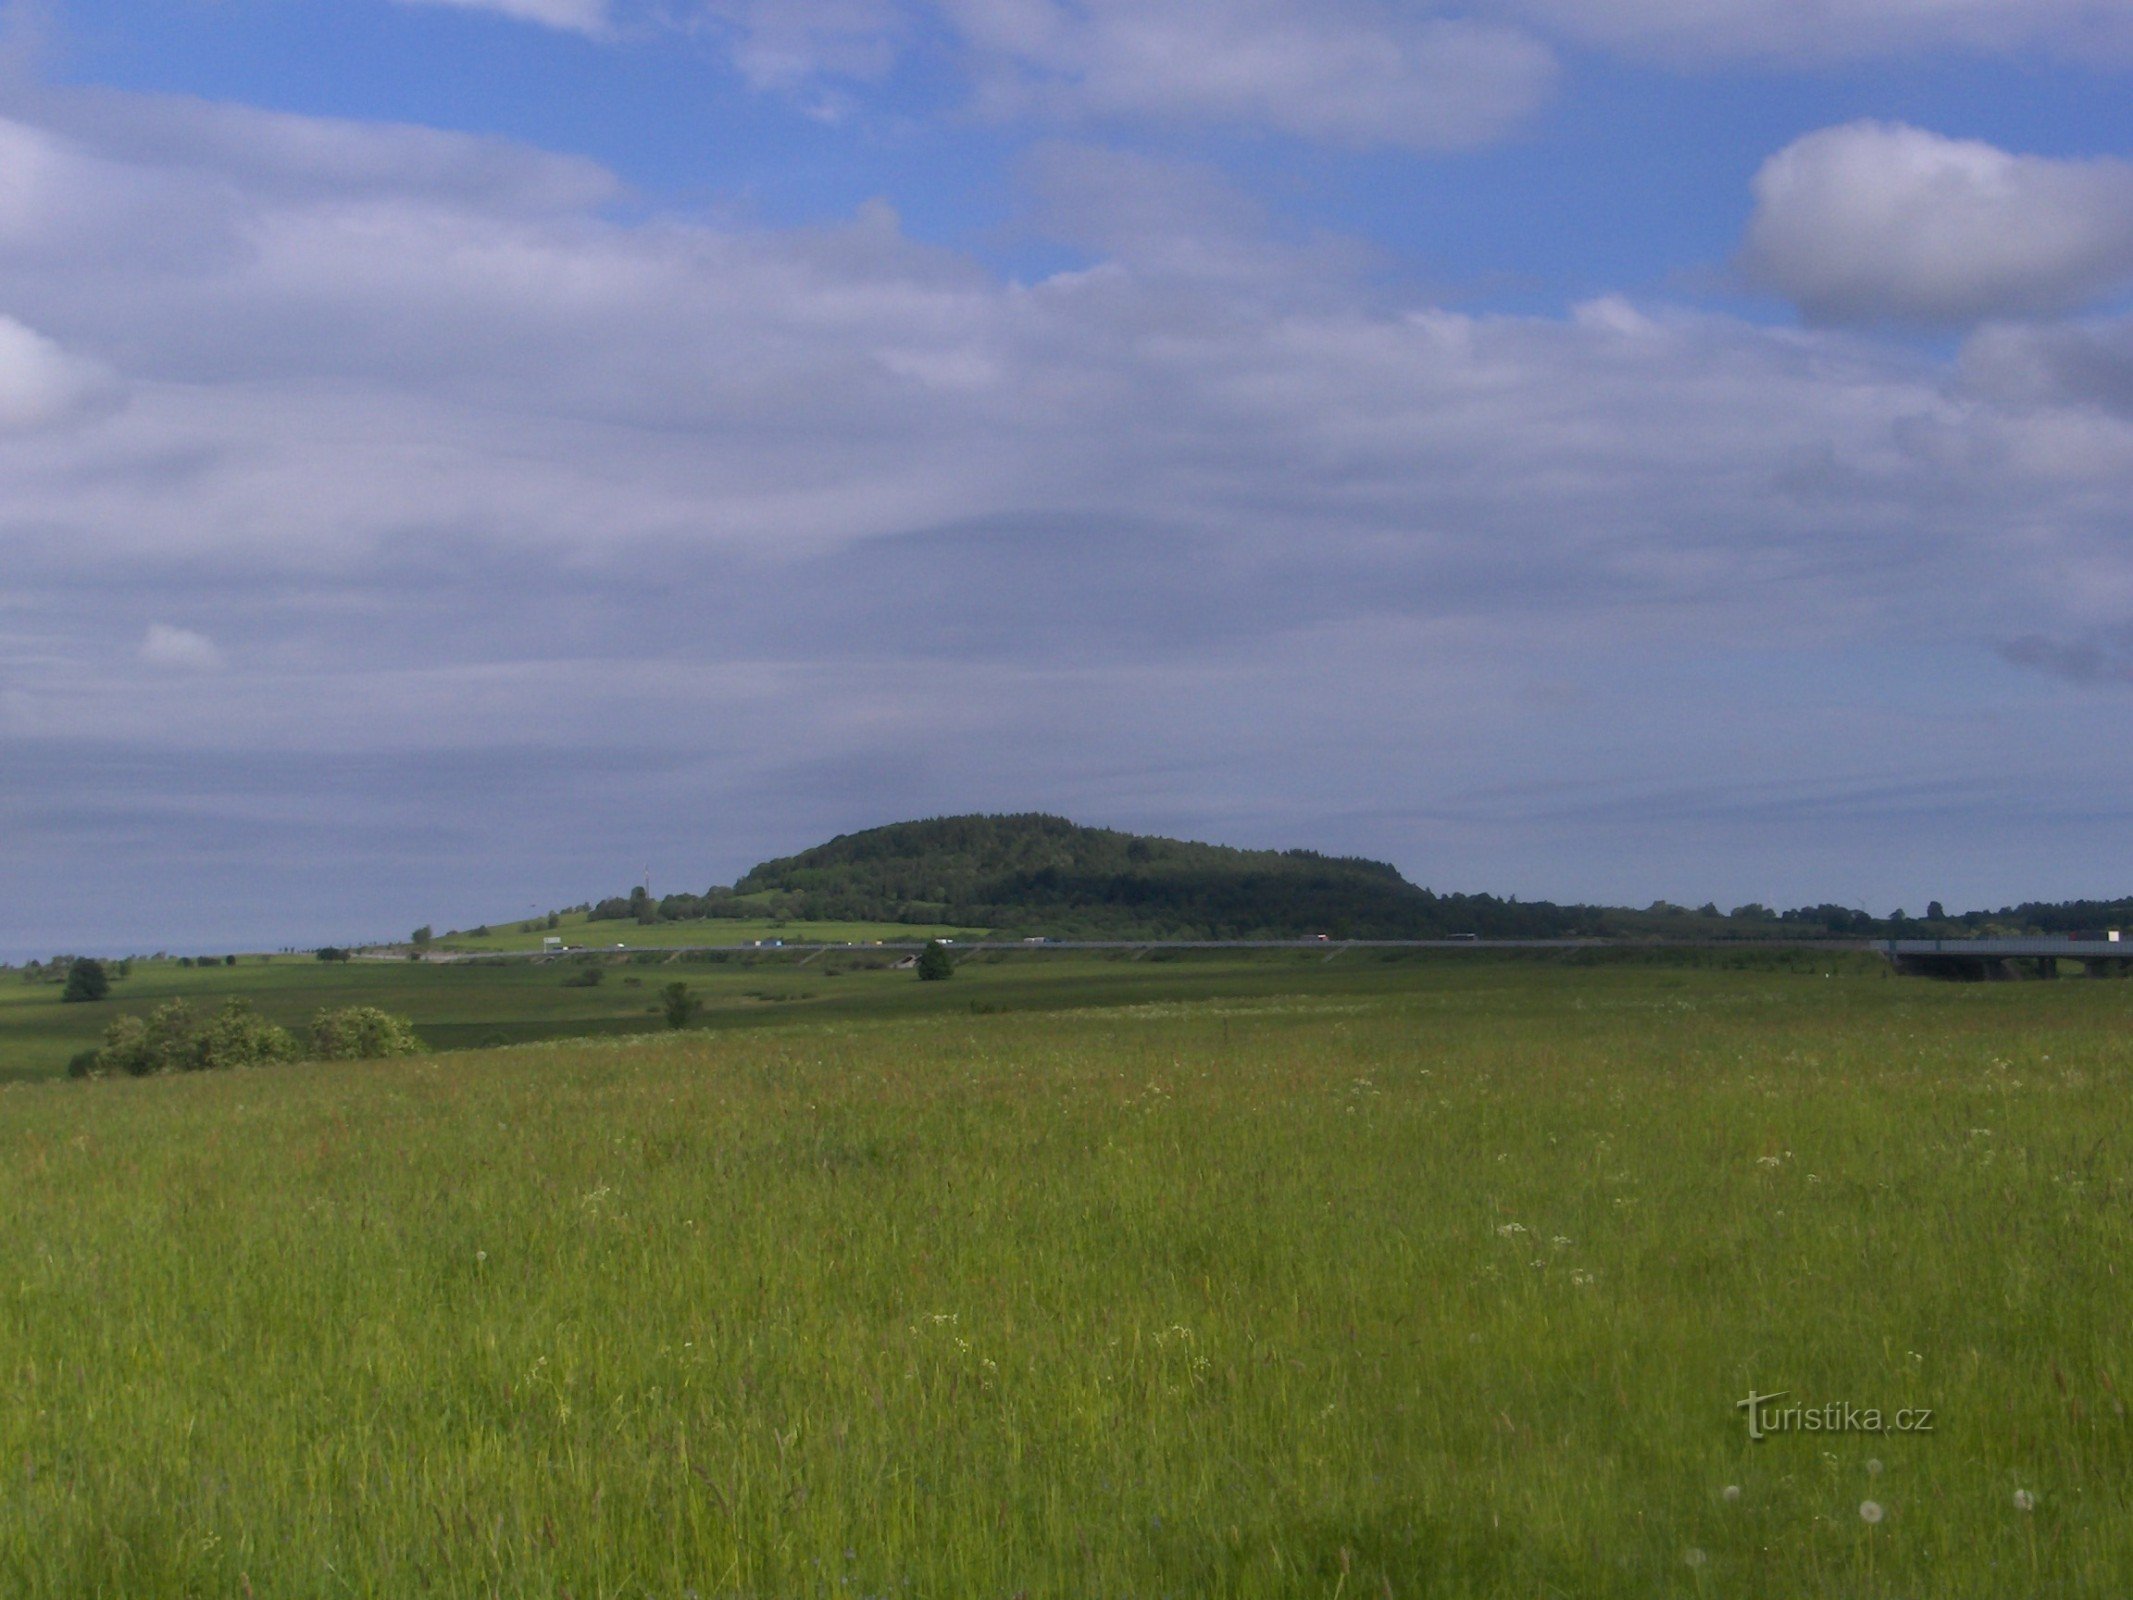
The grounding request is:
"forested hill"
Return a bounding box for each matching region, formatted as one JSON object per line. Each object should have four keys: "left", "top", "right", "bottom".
{"left": 728, "top": 814, "right": 1595, "bottom": 939}
{"left": 549, "top": 814, "right": 2133, "bottom": 943}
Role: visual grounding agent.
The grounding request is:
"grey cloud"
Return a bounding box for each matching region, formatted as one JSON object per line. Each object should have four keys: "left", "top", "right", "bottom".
{"left": 2000, "top": 629, "right": 2133, "bottom": 685}
{"left": 1962, "top": 317, "right": 2133, "bottom": 416}
{"left": 1018, "top": 143, "right": 1379, "bottom": 294}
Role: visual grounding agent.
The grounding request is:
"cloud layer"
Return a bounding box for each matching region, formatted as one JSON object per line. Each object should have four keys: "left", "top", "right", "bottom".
{"left": 1502, "top": 0, "right": 2133, "bottom": 62}
{"left": 1741, "top": 122, "right": 2133, "bottom": 324}
{"left": 6, "top": 81, "right": 2133, "bottom": 953}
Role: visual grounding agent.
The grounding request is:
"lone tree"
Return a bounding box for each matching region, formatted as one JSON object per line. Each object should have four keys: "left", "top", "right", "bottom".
{"left": 61, "top": 959, "right": 110, "bottom": 1003}
{"left": 661, "top": 982, "right": 701, "bottom": 1029}
{"left": 916, "top": 941, "right": 955, "bottom": 981}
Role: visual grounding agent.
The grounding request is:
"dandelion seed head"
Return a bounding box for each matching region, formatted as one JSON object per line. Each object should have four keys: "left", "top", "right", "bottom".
{"left": 1683, "top": 1547, "right": 1707, "bottom": 1568}
{"left": 1866, "top": 1458, "right": 1883, "bottom": 1476}
{"left": 2014, "top": 1489, "right": 2036, "bottom": 1512}
{"left": 1860, "top": 1500, "right": 1884, "bottom": 1525}
{"left": 1722, "top": 1484, "right": 1741, "bottom": 1503}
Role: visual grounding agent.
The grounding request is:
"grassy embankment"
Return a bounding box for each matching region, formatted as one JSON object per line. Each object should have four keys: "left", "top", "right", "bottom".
{"left": 2, "top": 954, "right": 2130, "bottom": 1595}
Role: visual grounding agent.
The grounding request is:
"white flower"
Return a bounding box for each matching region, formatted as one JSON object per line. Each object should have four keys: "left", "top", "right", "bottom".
{"left": 1722, "top": 1484, "right": 1741, "bottom": 1503}
{"left": 1683, "top": 1547, "right": 1707, "bottom": 1568}
{"left": 1860, "top": 1500, "right": 1884, "bottom": 1524}
{"left": 1866, "top": 1458, "right": 1883, "bottom": 1476}
{"left": 2014, "top": 1488, "right": 2036, "bottom": 1512}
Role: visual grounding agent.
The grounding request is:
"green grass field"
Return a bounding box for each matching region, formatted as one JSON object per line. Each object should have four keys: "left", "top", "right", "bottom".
{"left": 3, "top": 954, "right": 2130, "bottom": 1595}
{"left": 436, "top": 913, "right": 989, "bottom": 954}
{"left": 1, "top": 938, "right": 1005, "bottom": 1082}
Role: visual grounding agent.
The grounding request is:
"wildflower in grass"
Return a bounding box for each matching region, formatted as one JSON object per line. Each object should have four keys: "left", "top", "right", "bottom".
{"left": 1860, "top": 1501, "right": 1884, "bottom": 1524}
{"left": 1866, "top": 1459, "right": 1883, "bottom": 1477}
{"left": 2014, "top": 1489, "right": 2036, "bottom": 1512}
{"left": 1722, "top": 1485, "right": 1741, "bottom": 1503}
{"left": 1683, "top": 1547, "right": 1707, "bottom": 1569}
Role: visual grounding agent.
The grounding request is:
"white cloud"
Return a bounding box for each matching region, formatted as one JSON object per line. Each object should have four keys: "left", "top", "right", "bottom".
{"left": 1740, "top": 122, "right": 2133, "bottom": 325}
{"left": 698, "top": 0, "right": 907, "bottom": 90}
{"left": 1500, "top": 0, "right": 2133, "bottom": 63}
{"left": 389, "top": 0, "right": 613, "bottom": 36}
{"left": 138, "top": 624, "right": 224, "bottom": 673}
{"left": 659, "top": 0, "right": 1554, "bottom": 149}
{"left": 0, "top": 311, "right": 116, "bottom": 429}
{"left": 945, "top": 0, "right": 1557, "bottom": 151}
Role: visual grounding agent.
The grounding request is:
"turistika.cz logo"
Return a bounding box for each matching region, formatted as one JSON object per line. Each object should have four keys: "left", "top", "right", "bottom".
{"left": 1736, "top": 1390, "right": 1935, "bottom": 1442}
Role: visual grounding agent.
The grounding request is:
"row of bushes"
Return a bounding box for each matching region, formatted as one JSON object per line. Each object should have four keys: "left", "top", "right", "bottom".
{"left": 69, "top": 1001, "right": 423, "bottom": 1079}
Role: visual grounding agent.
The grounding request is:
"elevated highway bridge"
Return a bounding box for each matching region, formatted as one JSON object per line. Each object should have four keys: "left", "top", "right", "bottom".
{"left": 1882, "top": 937, "right": 2133, "bottom": 980}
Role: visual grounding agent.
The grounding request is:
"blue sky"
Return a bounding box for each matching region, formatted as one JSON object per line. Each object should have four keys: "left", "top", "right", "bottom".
{"left": 3, "top": 0, "right": 2133, "bottom": 958}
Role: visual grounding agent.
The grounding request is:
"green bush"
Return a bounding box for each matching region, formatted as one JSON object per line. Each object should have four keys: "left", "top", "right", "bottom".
{"left": 96, "top": 999, "right": 297, "bottom": 1075}
{"left": 661, "top": 982, "right": 701, "bottom": 1029}
{"left": 60, "top": 959, "right": 110, "bottom": 1003}
{"left": 99, "top": 1003, "right": 191, "bottom": 1076}
{"left": 309, "top": 1006, "right": 424, "bottom": 1061}
{"left": 916, "top": 941, "right": 955, "bottom": 981}
{"left": 197, "top": 1000, "right": 300, "bottom": 1071}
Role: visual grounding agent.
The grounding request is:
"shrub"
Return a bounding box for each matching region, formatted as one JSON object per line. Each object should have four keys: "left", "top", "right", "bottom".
{"left": 562, "top": 966, "right": 605, "bottom": 988}
{"left": 98, "top": 999, "right": 298, "bottom": 1074}
{"left": 196, "top": 1001, "right": 300, "bottom": 1071}
{"left": 309, "top": 1006, "right": 424, "bottom": 1061}
{"left": 316, "top": 947, "right": 352, "bottom": 963}
{"left": 98, "top": 1014, "right": 156, "bottom": 1076}
{"left": 661, "top": 982, "right": 701, "bottom": 1029}
{"left": 916, "top": 941, "right": 955, "bottom": 981}
{"left": 61, "top": 959, "right": 111, "bottom": 1003}
{"left": 65, "top": 1048, "right": 103, "bottom": 1079}
{"left": 99, "top": 1003, "right": 193, "bottom": 1075}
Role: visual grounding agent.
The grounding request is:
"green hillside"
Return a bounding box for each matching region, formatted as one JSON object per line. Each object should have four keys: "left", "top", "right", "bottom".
{"left": 731, "top": 813, "right": 1588, "bottom": 939}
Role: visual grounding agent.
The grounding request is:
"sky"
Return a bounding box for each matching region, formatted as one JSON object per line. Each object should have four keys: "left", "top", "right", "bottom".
{"left": 3, "top": 0, "right": 2133, "bottom": 959}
